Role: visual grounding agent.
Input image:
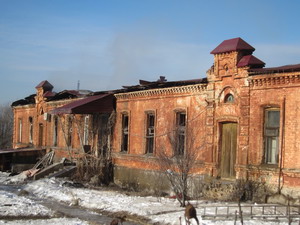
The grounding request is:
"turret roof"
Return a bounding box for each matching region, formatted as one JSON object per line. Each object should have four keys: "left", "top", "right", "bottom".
{"left": 237, "top": 55, "right": 265, "bottom": 68}
{"left": 210, "top": 37, "right": 255, "bottom": 54}
{"left": 35, "top": 80, "right": 53, "bottom": 91}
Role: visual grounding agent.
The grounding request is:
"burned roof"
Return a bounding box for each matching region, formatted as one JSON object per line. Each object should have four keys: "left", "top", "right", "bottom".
{"left": 249, "top": 63, "right": 300, "bottom": 75}
{"left": 11, "top": 90, "right": 93, "bottom": 107}
{"left": 211, "top": 37, "right": 255, "bottom": 54}
{"left": 11, "top": 94, "right": 36, "bottom": 107}
{"left": 121, "top": 77, "right": 207, "bottom": 92}
{"left": 47, "top": 90, "right": 92, "bottom": 101}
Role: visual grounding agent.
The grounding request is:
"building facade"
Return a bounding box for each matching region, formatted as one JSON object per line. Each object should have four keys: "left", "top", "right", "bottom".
{"left": 11, "top": 37, "right": 300, "bottom": 198}
{"left": 112, "top": 38, "right": 300, "bottom": 197}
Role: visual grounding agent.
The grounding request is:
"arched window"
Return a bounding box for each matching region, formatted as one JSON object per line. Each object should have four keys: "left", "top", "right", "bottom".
{"left": 224, "top": 94, "right": 234, "bottom": 103}
{"left": 224, "top": 64, "right": 229, "bottom": 72}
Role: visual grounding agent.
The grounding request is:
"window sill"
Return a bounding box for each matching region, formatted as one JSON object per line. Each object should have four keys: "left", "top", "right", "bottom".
{"left": 119, "top": 151, "right": 128, "bottom": 154}
{"left": 258, "top": 164, "right": 279, "bottom": 171}
{"left": 260, "top": 163, "right": 278, "bottom": 168}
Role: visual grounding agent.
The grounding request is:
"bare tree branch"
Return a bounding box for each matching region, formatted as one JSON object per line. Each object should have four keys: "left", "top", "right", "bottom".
{"left": 158, "top": 126, "right": 205, "bottom": 207}
{"left": 0, "top": 104, "right": 13, "bottom": 149}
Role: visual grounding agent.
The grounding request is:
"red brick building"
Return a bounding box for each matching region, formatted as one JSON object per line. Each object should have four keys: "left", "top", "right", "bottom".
{"left": 11, "top": 38, "right": 300, "bottom": 199}
{"left": 112, "top": 38, "right": 300, "bottom": 198}
{"left": 12, "top": 80, "right": 115, "bottom": 161}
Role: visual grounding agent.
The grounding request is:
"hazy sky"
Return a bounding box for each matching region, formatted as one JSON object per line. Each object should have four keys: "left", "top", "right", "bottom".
{"left": 1, "top": 0, "right": 300, "bottom": 104}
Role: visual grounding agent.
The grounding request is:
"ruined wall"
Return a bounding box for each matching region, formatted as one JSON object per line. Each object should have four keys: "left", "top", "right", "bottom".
{"left": 13, "top": 105, "right": 36, "bottom": 149}
{"left": 12, "top": 98, "right": 87, "bottom": 161}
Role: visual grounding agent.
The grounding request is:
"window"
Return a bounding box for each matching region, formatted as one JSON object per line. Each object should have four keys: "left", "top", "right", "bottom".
{"left": 264, "top": 108, "right": 280, "bottom": 164}
{"left": 29, "top": 117, "right": 33, "bottom": 144}
{"left": 53, "top": 116, "right": 58, "bottom": 146}
{"left": 67, "top": 116, "right": 72, "bottom": 147}
{"left": 18, "top": 118, "right": 22, "bottom": 143}
{"left": 145, "top": 113, "right": 155, "bottom": 154}
{"left": 224, "top": 94, "right": 234, "bottom": 103}
{"left": 224, "top": 64, "right": 229, "bottom": 73}
{"left": 83, "top": 115, "right": 89, "bottom": 145}
{"left": 121, "top": 113, "right": 129, "bottom": 152}
{"left": 176, "top": 112, "right": 186, "bottom": 155}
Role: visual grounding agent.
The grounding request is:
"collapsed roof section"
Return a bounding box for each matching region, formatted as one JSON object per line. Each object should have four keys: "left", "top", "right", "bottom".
{"left": 48, "top": 90, "right": 92, "bottom": 101}
{"left": 11, "top": 89, "right": 93, "bottom": 107}
{"left": 11, "top": 94, "right": 36, "bottom": 107}
{"left": 121, "top": 76, "right": 207, "bottom": 92}
{"left": 12, "top": 77, "right": 208, "bottom": 108}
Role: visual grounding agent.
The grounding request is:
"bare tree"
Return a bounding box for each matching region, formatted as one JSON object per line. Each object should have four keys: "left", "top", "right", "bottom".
{"left": 0, "top": 104, "right": 13, "bottom": 149}
{"left": 69, "top": 112, "right": 116, "bottom": 185}
{"left": 158, "top": 125, "right": 205, "bottom": 207}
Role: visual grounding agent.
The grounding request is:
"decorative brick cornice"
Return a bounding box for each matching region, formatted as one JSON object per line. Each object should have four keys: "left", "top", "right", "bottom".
{"left": 115, "top": 84, "right": 207, "bottom": 100}
{"left": 249, "top": 73, "right": 300, "bottom": 87}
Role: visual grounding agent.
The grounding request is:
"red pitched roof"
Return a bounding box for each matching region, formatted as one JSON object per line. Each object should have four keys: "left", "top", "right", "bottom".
{"left": 35, "top": 80, "right": 53, "bottom": 91}
{"left": 43, "top": 91, "right": 56, "bottom": 98}
{"left": 210, "top": 38, "right": 255, "bottom": 54}
{"left": 237, "top": 55, "right": 265, "bottom": 68}
{"left": 50, "top": 94, "right": 115, "bottom": 115}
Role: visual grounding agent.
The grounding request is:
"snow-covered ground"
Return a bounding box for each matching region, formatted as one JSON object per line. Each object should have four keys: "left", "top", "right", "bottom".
{"left": 0, "top": 172, "right": 89, "bottom": 225}
{"left": 0, "top": 218, "right": 89, "bottom": 225}
{"left": 0, "top": 172, "right": 296, "bottom": 224}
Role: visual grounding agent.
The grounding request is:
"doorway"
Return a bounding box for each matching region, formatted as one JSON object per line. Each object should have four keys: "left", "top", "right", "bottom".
{"left": 220, "top": 123, "right": 237, "bottom": 178}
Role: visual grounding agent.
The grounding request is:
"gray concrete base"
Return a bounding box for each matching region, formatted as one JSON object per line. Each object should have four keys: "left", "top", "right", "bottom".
{"left": 113, "top": 166, "right": 300, "bottom": 204}
{"left": 114, "top": 166, "right": 170, "bottom": 194}
{"left": 113, "top": 166, "right": 205, "bottom": 197}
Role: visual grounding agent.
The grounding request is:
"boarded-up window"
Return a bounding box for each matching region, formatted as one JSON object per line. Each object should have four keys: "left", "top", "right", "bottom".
{"left": 176, "top": 112, "right": 186, "bottom": 155}
{"left": 264, "top": 108, "right": 280, "bottom": 164}
{"left": 121, "top": 113, "right": 129, "bottom": 152}
{"left": 145, "top": 113, "right": 155, "bottom": 154}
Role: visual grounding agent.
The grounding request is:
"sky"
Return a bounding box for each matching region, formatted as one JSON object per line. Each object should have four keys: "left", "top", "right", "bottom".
{"left": 1, "top": 0, "right": 300, "bottom": 105}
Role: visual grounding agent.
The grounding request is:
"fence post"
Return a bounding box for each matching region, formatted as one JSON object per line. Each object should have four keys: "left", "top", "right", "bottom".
{"left": 238, "top": 201, "right": 244, "bottom": 225}
{"left": 234, "top": 210, "right": 237, "bottom": 225}
{"left": 288, "top": 200, "right": 291, "bottom": 225}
